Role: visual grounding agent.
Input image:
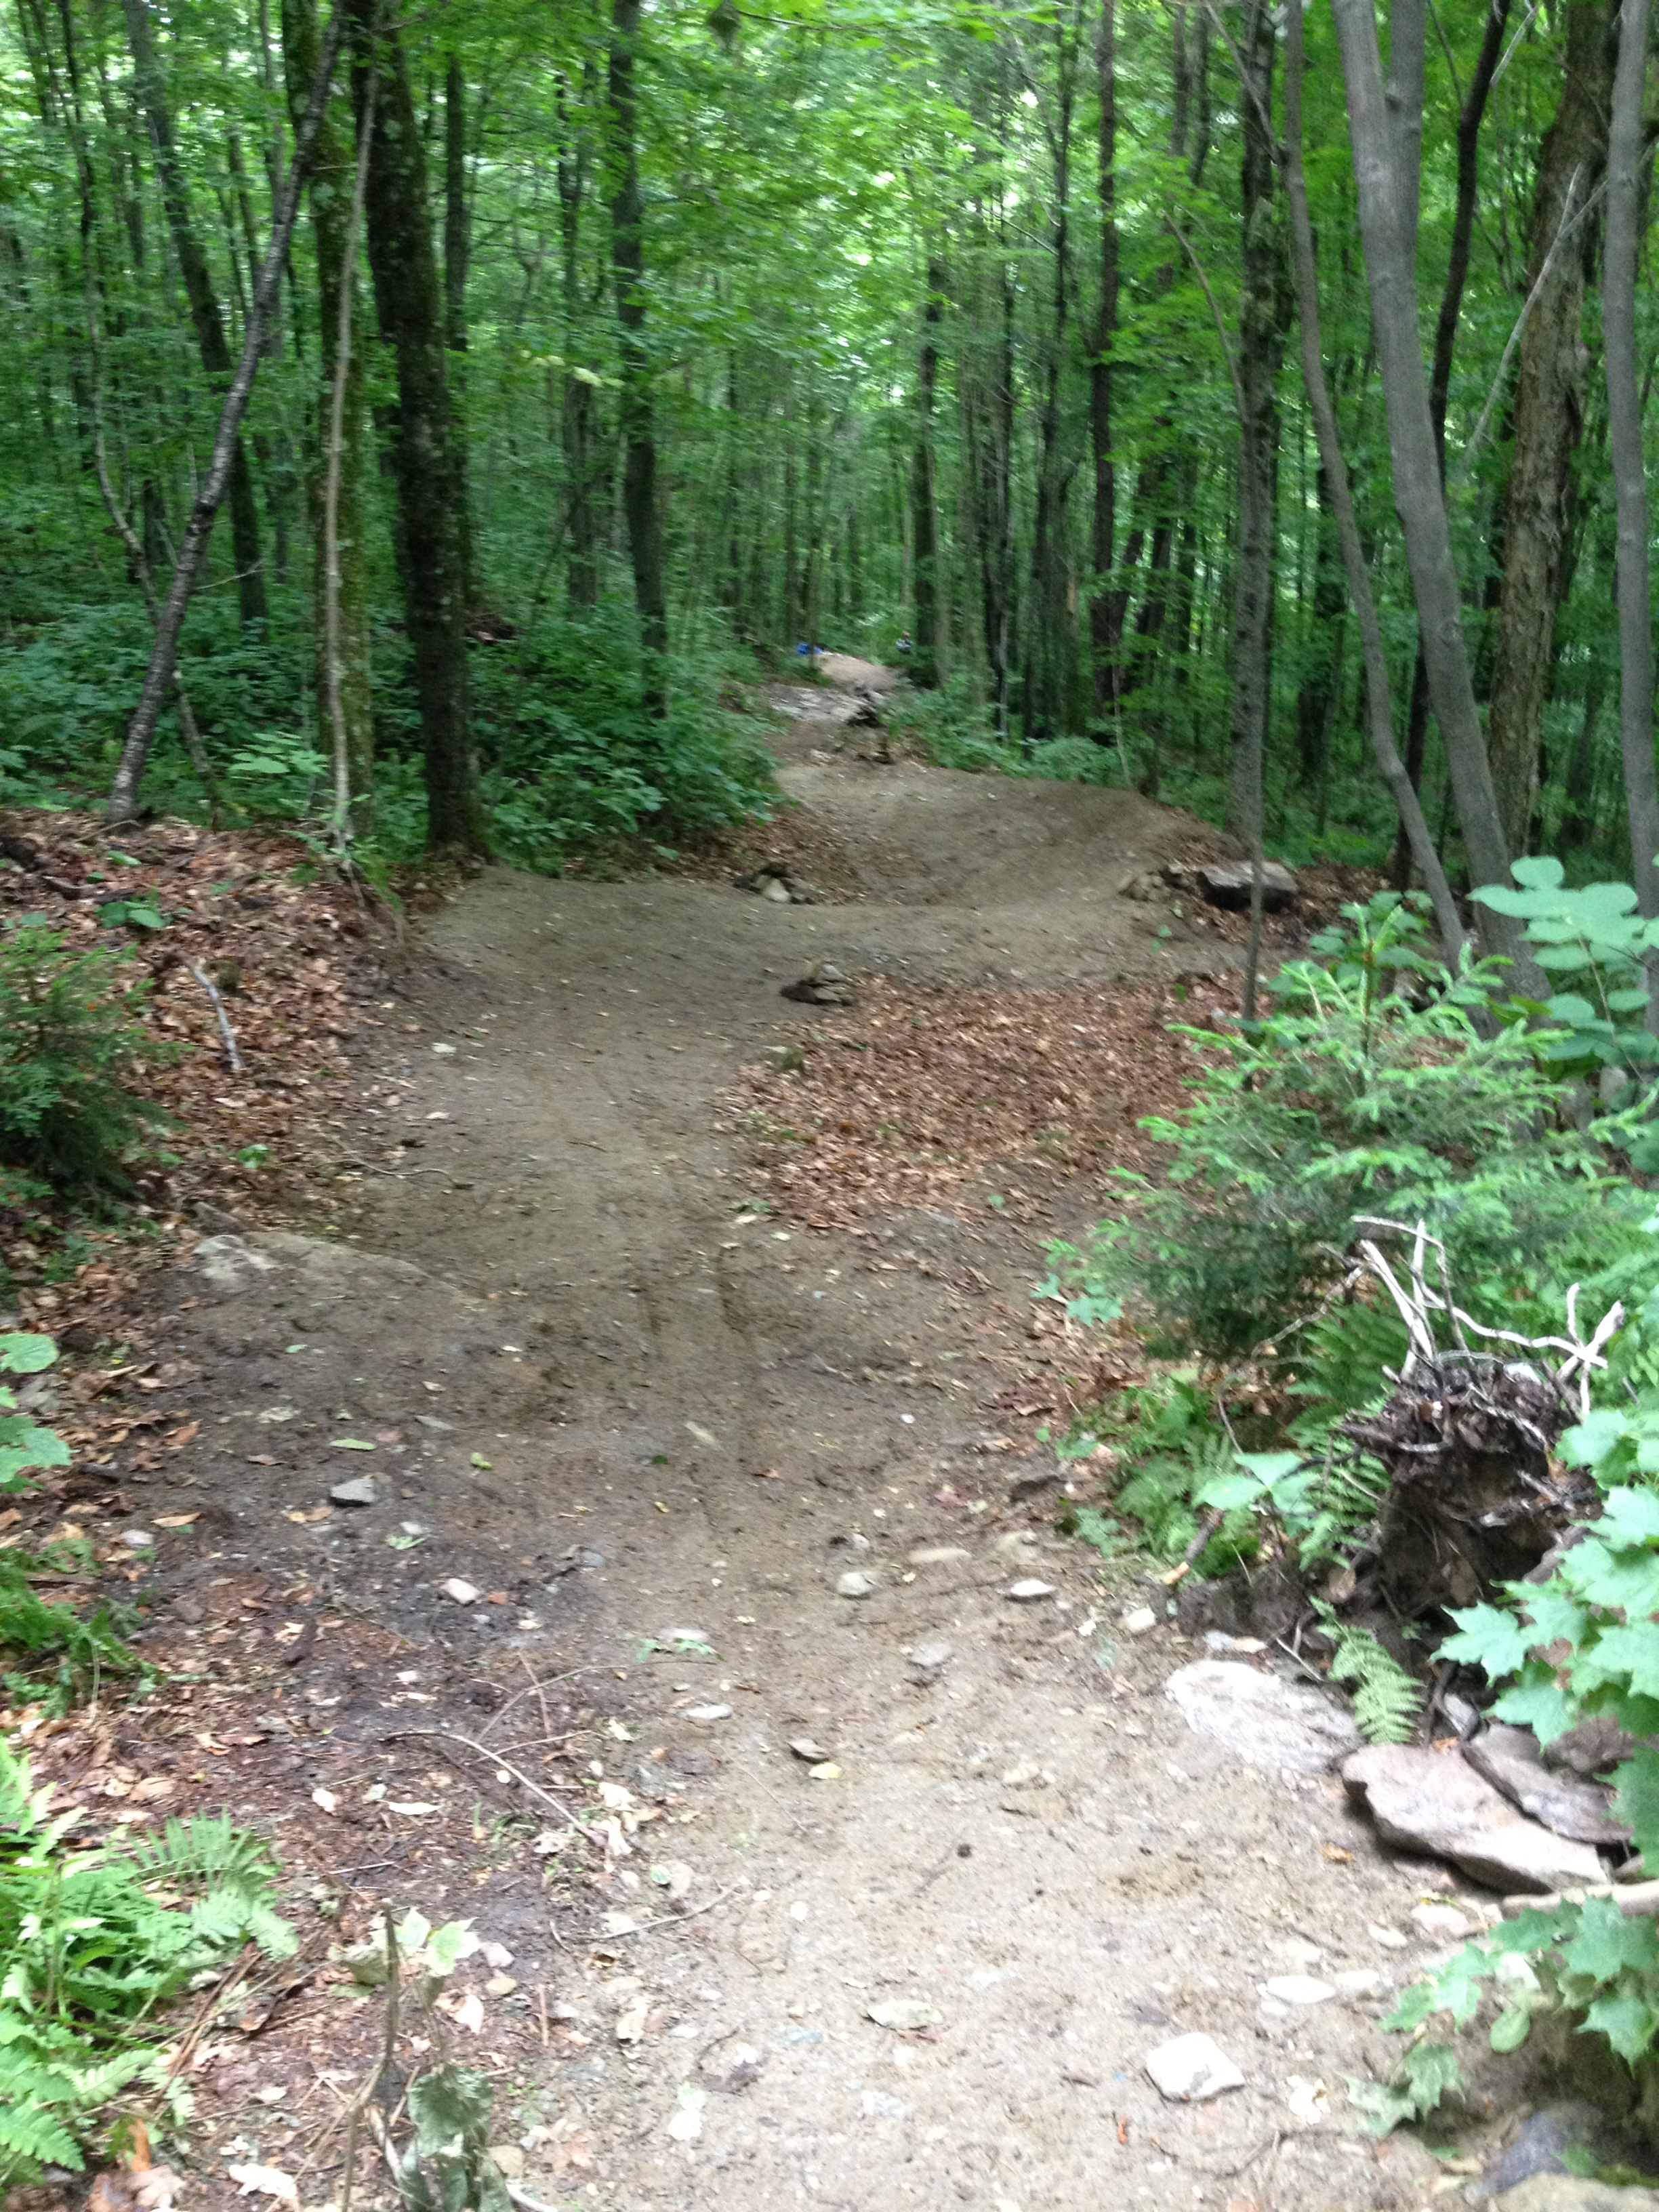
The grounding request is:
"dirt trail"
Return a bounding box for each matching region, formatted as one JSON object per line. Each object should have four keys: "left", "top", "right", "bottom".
{"left": 163, "top": 667, "right": 1462, "bottom": 2211}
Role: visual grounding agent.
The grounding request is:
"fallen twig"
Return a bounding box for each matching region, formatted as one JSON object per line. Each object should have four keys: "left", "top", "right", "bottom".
{"left": 187, "top": 960, "right": 244, "bottom": 1073}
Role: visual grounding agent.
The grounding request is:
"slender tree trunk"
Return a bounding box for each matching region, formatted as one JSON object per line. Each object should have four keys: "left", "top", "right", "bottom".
{"left": 1485, "top": 0, "right": 1612, "bottom": 854}
{"left": 1286, "top": 0, "right": 1465, "bottom": 958}
{"left": 1025, "top": 0, "right": 1082, "bottom": 743}
{"left": 108, "top": 0, "right": 346, "bottom": 818}
{"left": 1223, "top": 0, "right": 1284, "bottom": 876}
{"left": 283, "top": 0, "right": 372, "bottom": 831}
{"left": 557, "top": 66, "right": 600, "bottom": 613}
{"left": 1391, "top": 0, "right": 1510, "bottom": 885}
{"left": 911, "top": 256, "right": 945, "bottom": 689}
{"left": 608, "top": 0, "right": 668, "bottom": 716}
{"left": 443, "top": 49, "right": 476, "bottom": 613}
{"left": 1330, "top": 0, "right": 1527, "bottom": 968}
{"left": 1605, "top": 0, "right": 1659, "bottom": 937}
{"left": 348, "top": 0, "right": 484, "bottom": 855}
{"left": 121, "top": 0, "right": 268, "bottom": 627}
{"left": 1088, "top": 0, "right": 1117, "bottom": 729}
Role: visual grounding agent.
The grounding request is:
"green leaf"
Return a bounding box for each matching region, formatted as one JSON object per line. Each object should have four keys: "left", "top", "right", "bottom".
{"left": 1192, "top": 1471, "right": 1261, "bottom": 1510}
{"left": 1490, "top": 2005, "right": 1533, "bottom": 2052}
{"left": 1582, "top": 1988, "right": 1659, "bottom": 2064}
{"left": 1440, "top": 1602, "right": 1534, "bottom": 1678}
{"left": 1561, "top": 1897, "right": 1659, "bottom": 1987}
{"left": 330, "top": 1439, "right": 375, "bottom": 1452}
{"left": 1594, "top": 1487, "right": 1659, "bottom": 1549}
{"left": 1511, "top": 857, "right": 1568, "bottom": 892}
{"left": 0, "top": 1338, "right": 55, "bottom": 1378}
{"left": 1614, "top": 1748, "right": 1659, "bottom": 1864}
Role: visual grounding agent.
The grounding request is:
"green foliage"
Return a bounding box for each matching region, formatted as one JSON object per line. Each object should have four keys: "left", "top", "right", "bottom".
{"left": 1366, "top": 1489, "right": 1659, "bottom": 2127}
{"left": 0, "top": 1548, "right": 142, "bottom": 1714}
{"left": 1312, "top": 1606, "right": 1422, "bottom": 1744}
{"left": 1347, "top": 2037, "right": 1464, "bottom": 2135}
{"left": 0, "top": 1749, "right": 294, "bottom": 2182}
{"left": 1474, "top": 857, "right": 1659, "bottom": 1088}
{"left": 1076, "top": 1370, "right": 1256, "bottom": 1565}
{"left": 394, "top": 2068, "right": 511, "bottom": 2212}
{"left": 0, "top": 1330, "right": 70, "bottom": 1494}
{"left": 1045, "top": 895, "right": 1649, "bottom": 1363}
{"left": 0, "top": 921, "right": 173, "bottom": 1201}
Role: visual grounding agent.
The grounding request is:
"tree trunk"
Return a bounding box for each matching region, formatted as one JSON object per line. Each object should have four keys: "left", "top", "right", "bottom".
{"left": 557, "top": 66, "right": 600, "bottom": 614}
{"left": 1025, "top": 0, "right": 1082, "bottom": 743}
{"left": 443, "top": 49, "right": 476, "bottom": 612}
{"left": 1286, "top": 0, "right": 1465, "bottom": 959}
{"left": 121, "top": 0, "right": 268, "bottom": 627}
{"left": 1330, "top": 0, "right": 1526, "bottom": 968}
{"left": 911, "top": 257, "right": 945, "bottom": 689}
{"left": 283, "top": 0, "right": 372, "bottom": 831}
{"left": 1088, "top": 0, "right": 1117, "bottom": 729}
{"left": 348, "top": 0, "right": 484, "bottom": 855}
{"left": 1484, "top": 0, "right": 1612, "bottom": 855}
{"left": 1605, "top": 0, "right": 1659, "bottom": 934}
{"left": 1223, "top": 0, "right": 1284, "bottom": 857}
{"left": 608, "top": 0, "right": 668, "bottom": 716}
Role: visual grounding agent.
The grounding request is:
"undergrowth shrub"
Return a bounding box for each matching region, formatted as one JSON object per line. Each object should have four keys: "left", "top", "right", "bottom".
{"left": 0, "top": 920, "right": 173, "bottom": 1199}
{"left": 0, "top": 1765, "right": 294, "bottom": 2181}
{"left": 1045, "top": 895, "right": 1650, "bottom": 1364}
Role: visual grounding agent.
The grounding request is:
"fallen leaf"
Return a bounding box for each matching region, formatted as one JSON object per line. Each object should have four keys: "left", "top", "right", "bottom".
{"left": 388, "top": 1801, "right": 438, "bottom": 1817}
{"left": 155, "top": 1513, "right": 199, "bottom": 1528}
{"left": 286, "top": 1504, "right": 332, "bottom": 1525}
{"left": 227, "top": 2165, "right": 299, "bottom": 2205}
{"left": 868, "top": 1997, "right": 941, "bottom": 2032}
{"left": 330, "top": 1437, "right": 375, "bottom": 1451}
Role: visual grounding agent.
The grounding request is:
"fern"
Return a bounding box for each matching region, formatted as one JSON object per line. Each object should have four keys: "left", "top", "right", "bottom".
{"left": 1316, "top": 1607, "right": 1423, "bottom": 1744}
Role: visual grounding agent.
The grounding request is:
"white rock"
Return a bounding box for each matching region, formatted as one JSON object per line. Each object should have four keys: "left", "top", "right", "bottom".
{"left": 1283, "top": 2076, "right": 1329, "bottom": 2127}
{"left": 685, "top": 1703, "right": 733, "bottom": 1722}
{"left": 1369, "top": 1922, "right": 1410, "bottom": 1949}
{"left": 443, "top": 1577, "right": 480, "bottom": 1605}
{"left": 1120, "top": 1605, "right": 1159, "bottom": 1635}
{"left": 907, "top": 1638, "right": 954, "bottom": 1673}
{"left": 1164, "top": 1659, "right": 1362, "bottom": 1775}
{"left": 1144, "top": 2032, "right": 1246, "bottom": 2102}
{"left": 1410, "top": 1902, "right": 1475, "bottom": 1940}
{"left": 1334, "top": 1967, "right": 1387, "bottom": 1996}
{"left": 1006, "top": 1579, "right": 1057, "bottom": 1602}
{"left": 1260, "top": 1975, "right": 1336, "bottom": 2006}
{"left": 836, "top": 1570, "right": 877, "bottom": 1599}
{"left": 867, "top": 1997, "right": 941, "bottom": 2031}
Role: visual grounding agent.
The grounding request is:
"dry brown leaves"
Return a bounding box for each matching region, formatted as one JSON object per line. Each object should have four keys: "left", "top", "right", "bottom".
{"left": 730, "top": 975, "right": 1219, "bottom": 1233}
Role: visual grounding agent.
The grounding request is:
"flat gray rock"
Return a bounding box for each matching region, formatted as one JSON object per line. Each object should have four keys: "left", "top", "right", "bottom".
{"left": 1465, "top": 1725, "right": 1631, "bottom": 1845}
{"left": 1196, "top": 859, "right": 1298, "bottom": 912}
{"left": 1492, "top": 2182, "right": 1659, "bottom": 2212}
{"left": 1143, "top": 2032, "right": 1245, "bottom": 2102}
{"left": 329, "top": 1476, "right": 379, "bottom": 1507}
{"left": 1472, "top": 2105, "right": 1621, "bottom": 2203}
{"left": 1343, "top": 1744, "right": 1608, "bottom": 1893}
{"left": 1164, "top": 1660, "right": 1361, "bottom": 1774}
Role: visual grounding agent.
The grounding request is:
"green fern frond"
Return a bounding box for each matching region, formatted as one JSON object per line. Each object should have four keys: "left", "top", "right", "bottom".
{"left": 1317, "top": 1607, "right": 1423, "bottom": 1744}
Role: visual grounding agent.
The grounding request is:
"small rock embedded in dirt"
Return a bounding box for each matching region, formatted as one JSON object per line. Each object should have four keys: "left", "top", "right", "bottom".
{"left": 867, "top": 1997, "right": 941, "bottom": 2031}
{"left": 909, "top": 1545, "right": 969, "bottom": 1565}
{"left": 1259, "top": 1975, "right": 1336, "bottom": 2006}
{"left": 1410, "top": 1901, "right": 1477, "bottom": 1940}
{"left": 665, "top": 1745, "right": 717, "bottom": 1776}
{"left": 1006, "top": 1578, "right": 1057, "bottom": 1602}
{"left": 1465, "top": 1724, "right": 1631, "bottom": 1845}
{"left": 1203, "top": 1630, "right": 1266, "bottom": 1654}
{"left": 788, "top": 1736, "right": 832, "bottom": 1762}
{"left": 684, "top": 1703, "right": 733, "bottom": 1723}
{"left": 1343, "top": 1744, "right": 1609, "bottom": 1892}
{"left": 906, "top": 1638, "right": 953, "bottom": 1675}
{"left": 860, "top": 2090, "right": 908, "bottom": 2121}
{"left": 703, "top": 2043, "right": 764, "bottom": 2093}
{"left": 1144, "top": 2032, "right": 1246, "bottom": 2102}
{"left": 1195, "top": 858, "right": 1299, "bottom": 912}
{"left": 1120, "top": 1605, "right": 1158, "bottom": 1635}
{"left": 781, "top": 960, "right": 855, "bottom": 1006}
{"left": 836, "top": 1570, "right": 877, "bottom": 1599}
{"left": 329, "top": 1476, "right": 378, "bottom": 1507}
{"left": 121, "top": 1528, "right": 156, "bottom": 1549}
{"left": 1333, "top": 1967, "right": 1388, "bottom": 1996}
{"left": 762, "top": 876, "right": 792, "bottom": 903}
{"left": 1164, "top": 1659, "right": 1362, "bottom": 1775}
{"left": 443, "top": 1578, "right": 481, "bottom": 1605}
{"left": 1369, "top": 1921, "right": 1410, "bottom": 1948}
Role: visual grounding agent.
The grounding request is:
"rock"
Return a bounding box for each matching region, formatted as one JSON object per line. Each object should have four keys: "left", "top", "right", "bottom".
{"left": 781, "top": 962, "right": 855, "bottom": 1006}
{"left": 1195, "top": 859, "right": 1299, "bottom": 913}
{"left": 1472, "top": 2106, "right": 1622, "bottom": 2203}
{"left": 329, "top": 1476, "right": 378, "bottom": 1507}
{"left": 443, "top": 1578, "right": 481, "bottom": 1605}
{"left": 1489, "top": 2182, "right": 1659, "bottom": 2212}
{"left": 867, "top": 1997, "right": 941, "bottom": 2031}
{"left": 761, "top": 1043, "right": 805, "bottom": 1074}
{"left": 121, "top": 1528, "right": 156, "bottom": 1549}
{"left": 1369, "top": 1922, "right": 1410, "bottom": 1948}
{"left": 1465, "top": 1725, "right": 1631, "bottom": 1845}
{"left": 1120, "top": 1605, "right": 1159, "bottom": 1635}
{"left": 1410, "top": 1902, "right": 1477, "bottom": 1940}
{"left": 762, "top": 876, "right": 793, "bottom": 903}
{"left": 665, "top": 1744, "right": 717, "bottom": 1776}
{"left": 1260, "top": 1975, "right": 1335, "bottom": 2006}
{"left": 684, "top": 1703, "right": 732, "bottom": 1722}
{"left": 193, "top": 1233, "right": 278, "bottom": 1295}
{"left": 1544, "top": 1713, "right": 1650, "bottom": 1779}
{"left": 860, "top": 2090, "right": 907, "bottom": 2120}
{"left": 487, "top": 2147, "right": 525, "bottom": 2180}
{"left": 1008, "top": 1466, "right": 1058, "bottom": 1502}
{"left": 836, "top": 1570, "right": 877, "bottom": 1599}
{"left": 1333, "top": 1967, "right": 1387, "bottom": 1996}
{"left": 1203, "top": 1631, "right": 1267, "bottom": 1654}
{"left": 1343, "top": 1744, "right": 1609, "bottom": 1893}
{"left": 1006, "top": 1579, "right": 1057, "bottom": 1602}
{"left": 1144, "top": 2032, "right": 1246, "bottom": 2102}
{"left": 703, "top": 2043, "right": 764, "bottom": 2093}
{"left": 906, "top": 1638, "right": 953, "bottom": 1674}
{"left": 1164, "top": 1660, "right": 1363, "bottom": 1775}
{"left": 908, "top": 1544, "right": 970, "bottom": 1565}
{"left": 788, "top": 1736, "right": 832, "bottom": 1762}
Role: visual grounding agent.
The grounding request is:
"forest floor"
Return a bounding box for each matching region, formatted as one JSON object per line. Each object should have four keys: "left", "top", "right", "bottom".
{"left": 9, "top": 667, "right": 1542, "bottom": 2212}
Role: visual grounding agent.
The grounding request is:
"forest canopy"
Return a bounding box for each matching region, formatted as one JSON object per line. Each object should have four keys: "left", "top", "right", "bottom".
{"left": 0, "top": 0, "right": 1654, "bottom": 912}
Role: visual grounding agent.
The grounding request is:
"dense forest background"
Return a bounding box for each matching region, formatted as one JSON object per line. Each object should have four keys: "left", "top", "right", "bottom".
{"left": 0, "top": 0, "right": 1654, "bottom": 903}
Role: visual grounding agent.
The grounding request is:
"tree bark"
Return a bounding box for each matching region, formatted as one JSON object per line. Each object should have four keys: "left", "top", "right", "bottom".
{"left": 557, "top": 65, "right": 601, "bottom": 613}
{"left": 121, "top": 0, "right": 268, "bottom": 627}
{"left": 108, "top": 0, "right": 346, "bottom": 819}
{"left": 443, "top": 49, "right": 476, "bottom": 611}
{"left": 1223, "top": 0, "right": 1285, "bottom": 868}
{"left": 608, "top": 0, "right": 669, "bottom": 716}
{"left": 1330, "top": 0, "right": 1527, "bottom": 970}
{"left": 349, "top": 0, "right": 485, "bottom": 855}
{"left": 1088, "top": 0, "right": 1117, "bottom": 727}
{"left": 1024, "top": 0, "right": 1082, "bottom": 743}
{"left": 1286, "top": 0, "right": 1465, "bottom": 960}
{"left": 283, "top": 0, "right": 373, "bottom": 834}
{"left": 911, "top": 256, "right": 945, "bottom": 689}
{"left": 1484, "top": 0, "right": 1612, "bottom": 855}
{"left": 1605, "top": 0, "right": 1659, "bottom": 934}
